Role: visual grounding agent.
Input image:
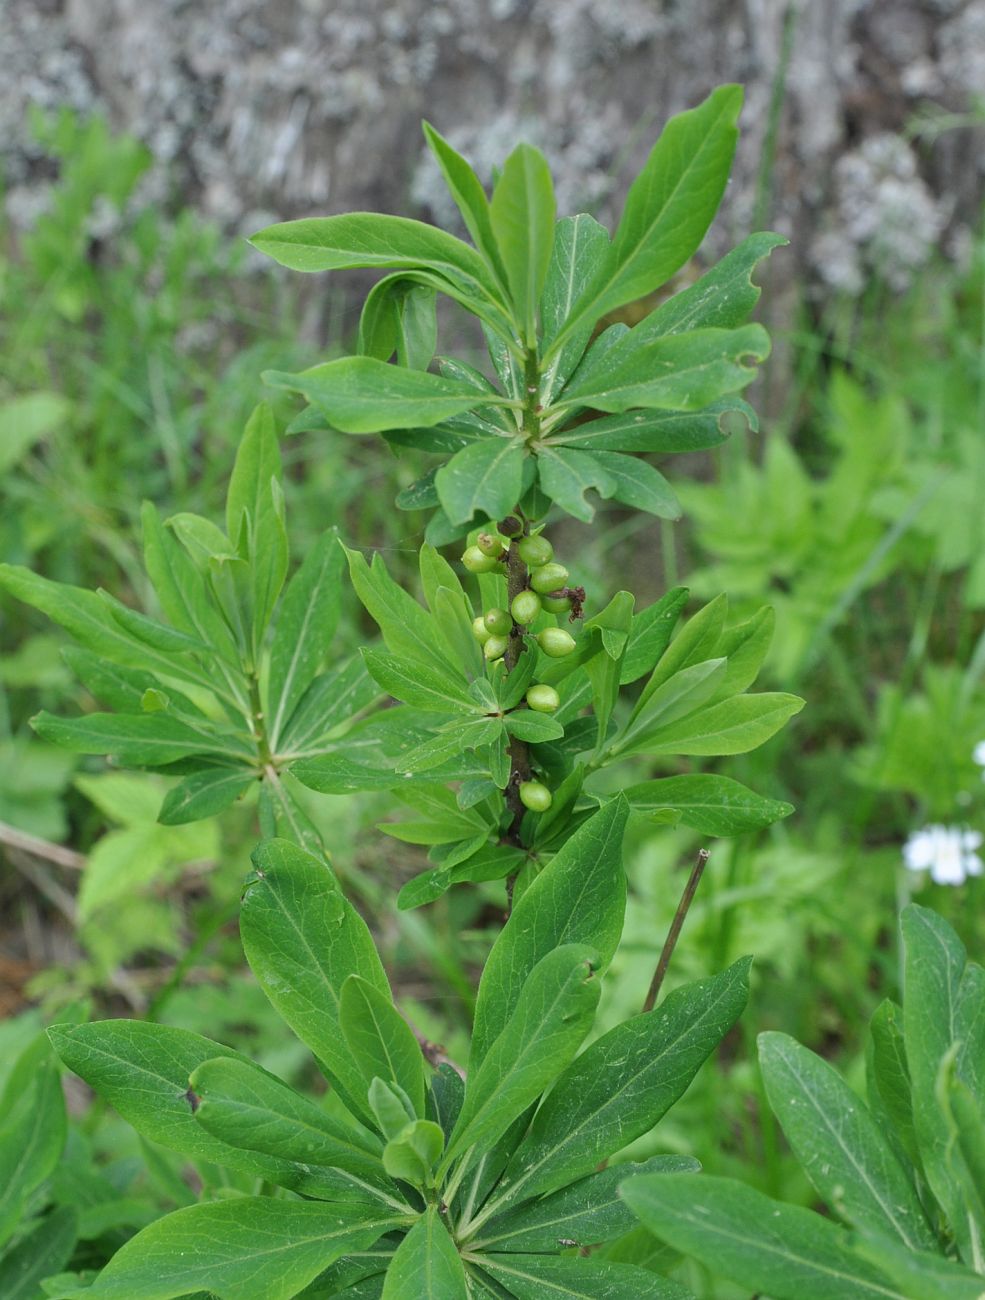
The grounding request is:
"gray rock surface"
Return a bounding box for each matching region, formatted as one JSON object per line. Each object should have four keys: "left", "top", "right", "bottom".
{"left": 3, "top": 0, "right": 981, "bottom": 297}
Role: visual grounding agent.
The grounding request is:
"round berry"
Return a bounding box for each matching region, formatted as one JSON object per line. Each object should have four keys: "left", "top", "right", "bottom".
{"left": 519, "top": 780, "right": 553, "bottom": 812}
{"left": 510, "top": 590, "right": 542, "bottom": 626}
{"left": 472, "top": 615, "right": 492, "bottom": 644}
{"left": 537, "top": 627, "right": 576, "bottom": 658}
{"left": 477, "top": 532, "right": 504, "bottom": 558}
{"left": 462, "top": 545, "right": 500, "bottom": 574}
{"left": 526, "top": 684, "right": 560, "bottom": 713}
{"left": 518, "top": 534, "right": 554, "bottom": 567}
{"left": 541, "top": 593, "right": 572, "bottom": 615}
{"left": 483, "top": 634, "right": 509, "bottom": 661}
{"left": 484, "top": 607, "right": 512, "bottom": 637}
{"left": 530, "top": 563, "right": 570, "bottom": 595}
{"left": 499, "top": 514, "right": 524, "bottom": 537}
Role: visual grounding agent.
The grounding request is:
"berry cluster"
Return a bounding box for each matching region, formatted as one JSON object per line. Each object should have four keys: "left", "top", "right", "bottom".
{"left": 464, "top": 527, "right": 584, "bottom": 815}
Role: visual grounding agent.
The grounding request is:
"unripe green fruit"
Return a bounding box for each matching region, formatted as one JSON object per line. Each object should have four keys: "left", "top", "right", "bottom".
{"left": 526, "top": 684, "right": 560, "bottom": 713}
{"left": 530, "top": 563, "right": 569, "bottom": 595}
{"left": 519, "top": 780, "right": 553, "bottom": 812}
{"left": 484, "top": 607, "right": 512, "bottom": 637}
{"left": 462, "top": 545, "right": 500, "bottom": 574}
{"left": 510, "top": 590, "right": 542, "bottom": 625}
{"left": 472, "top": 616, "right": 492, "bottom": 644}
{"left": 477, "top": 532, "right": 504, "bottom": 558}
{"left": 483, "top": 634, "right": 509, "bottom": 661}
{"left": 541, "top": 593, "right": 572, "bottom": 615}
{"left": 537, "top": 627, "right": 576, "bottom": 658}
{"left": 518, "top": 534, "right": 554, "bottom": 567}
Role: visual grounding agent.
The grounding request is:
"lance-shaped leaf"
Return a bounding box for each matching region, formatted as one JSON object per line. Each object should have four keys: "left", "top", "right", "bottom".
{"left": 423, "top": 122, "right": 508, "bottom": 287}
{"left": 490, "top": 143, "right": 556, "bottom": 343}
{"left": 618, "top": 691, "right": 804, "bottom": 759}
{"left": 443, "top": 946, "right": 599, "bottom": 1172}
{"left": 264, "top": 358, "right": 507, "bottom": 435}
{"left": 620, "top": 588, "right": 689, "bottom": 685}
{"left": 340, "top": 976, "right": 427, "bottom": 1118}
{"left": 46, "top": 1020, "right": 330, "bottom": 1193}
{"left": 548, "top": 85, "right": 743, "bottom": 354}
{"left": 249, "top": 212, "right": 506, "bottom": 309}
{"left": 32, "top": 710, "right": 253, "bottom": 767}
{"left": 851, "top": 1234, "right": 985, "bottom": 1300}
{"left": 278, "top": 656, "right": 379, "bottom": 757}
{"left": 866, "top": 999, "right": 920, "bottom": 1169}
{"left": 550, "top": 400, "right": 747, "bottom": 454}
{"left": 60, "top": 1198, "right": 403, "bottom": 1300}
{"left": 469, "top": 1155, "right": 698, "bottom": 1253}
{"left": 617, "top": 658, "right": 728, "bottom": 754}
{"left": 634, "top": 231, "right": 787, "bottom": 340}
{"left": 382, "top": 1207, "right": 468, "bottom": 1299}
{"left": 624, "top": 774, "right": 793, "bottom": 836}
{"left": 758, "top": 1032, "right": 937, "bottom": 1251}
{"left": 267, "top": 530, "right": 345, "bottom": 750}
{"left": 584, "top": 451, "right": 681, "bottom": 519}
{"left": 0, "top": 1205, "right": 77, "bottom": 1300}
{"left": 470, "top": 797, "right": 628, "bottom": 1068}
{"left": 539, "top": 214, "right": 612, "bottom": 402}
{"left": 345, "top": 547, "right": 462, "bottom": 679}
{"left": 475, "top": 1254, "right": 691, "bottom": 1299}
{"left": 227, "top": 402, "right": 289, "bottom": 647}
{"left": 621, "top": 1173, "right": 907, "bottom": 1300}
{"left": 239, "top": 839, "right": 392, "bottom": 1126}
{"left": 362, "top": 649, "right": 478, "bottom": 714}
{"left": 0, "top": 1061, "right": 66, "bottom": 1248}
{"left": 557, "top": 324, "right": 771, "bottom": 415}
{"left": 158, "top": 766, "right": 256, "bottom": 825}
{"left": 708, "top": 605, "right": 775, "bottom": 702}
{"left": 536, "top": 446, "right": 617, "bottom": 522}
{"left": 486, "top": 959, "right": 750, "bottom": 1211}
{"left": 358, "top": 276, "right": 437, "bottom": 370}
{"left": 435, "top": 436, "right": 527, "bottom": 527}
{"left": 188, "top": 1056, "right": 404, "bottom": 1208}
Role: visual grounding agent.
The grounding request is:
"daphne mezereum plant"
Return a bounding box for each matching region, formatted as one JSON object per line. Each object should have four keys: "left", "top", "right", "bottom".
{"left": 1, "top": 86, "right": 813, "bottom": 1297}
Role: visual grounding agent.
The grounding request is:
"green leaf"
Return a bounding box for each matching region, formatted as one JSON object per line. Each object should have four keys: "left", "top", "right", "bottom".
{"left": 239, "top": 839, "right": 392, "bottom": 1126}
{"left": 503, "top": 710, "right": 564, "bottom": 743}
{"left": 0, "top": 1205, "right": 77, "bottom": 1300}
{"left": 490, "top": 143, "right": 556, "bottom": 343}
{"left": 345, "top": 548, "right": 461, "bottom": 679}
{"left": 358, "top": 277, "right": 437, "bottom": 370}
{"left": 188, "top": 1056, "right": 399, "bottom": 1205}
{"left": 758, "top": 1032, "right": 937, "bottom": 1250}
{"left": 536, "top": 446, "right": 617, "bottom": 522}
{"left": 551, "top": 85, "right": 744, "bottom": 351}
{"left": 33, "top": 710, "right": 251, "bottom": 767}
{"left": 395, "top": 466, "right": 440, "bottom": 511}
{"left": 382, "top": 1118, "right": 445, "bottom": 1186}
{"left": 550, "top": 401, "right": 744, "bottom": 453}
{"left": 0, "top": 1061, "right": 66, "bottom": 1247}
{"left": 422, "top": 122, "right": 507, "bottom": 287}
{"left": 362, "top": 649, "right": 477, "bottom": 714}
{"left": 709, "top": 606, "right": 775, "bottom": 701}
{"left": 637, "top": 594, "right": 727, "bottom": 708}
{"left": 901, "top": 904, "right": 975, "bottom": 1250}
{"left": 46, "top": 1021, "right": 328, "bottom": 1192}
{"left": 66, "top": 1199, "right": 402, "bottom": 1300}
{"left": 488, "top": 959, "right": 751, "bottom": 1211}
{"left": 624, "top": 775, "right": 793, "bottom": 835}
{"left": 340, "top": 976, "right": 427, "bottom": 1118}
{"left": 635, "top": 231, "right": 787, "bottom": 339}
{"left": 620, "top": 588, "right": 689, "bottom": 685}
{"left": 435, "top": 437, "right": 526, "bottom": 527}
{"left": 226, "top": 403, "right": 288, "bottom": 647}
{"left": 619, "top": 658, "right": 728, "bottom": 753}
{"left": 475, "top": 1254, "right": 691, "bottom": 1299}
{"left": 470, "top": 798, "right": 628, "bottom": 1068}
{"left": 469, "top": 1156, "right": 697, "bottom": 1253}
{"left": 539, "top": 214, "right": 612, "bottom": 402}
{"left": 77, "top": 826, "right": 169, "bottom": 921}
{"left": 867, "top": 1000, "right": 920, "bottom": 1169}
{"left": 157, "top": 766, "right": 255, "bottom": 824}
{"left": 0, "top": 391, "right": 71, "bottom": 474}
{"left": 619, "top": 691, "right": 804, "bottom": 758}
{"left": 585, "top": 451, "right": 681, "bottom": 519}
{"left": 444, "top": 946, "right": 599, "bottom": 1171}
{"left": 558, "top": 324, "right": 771, "bottom": 415}
{"left": 264, "top": 358, "right": 504, "bottom": 434}
{"left": 277, "top": 656, "right": 378, "bottom": 758}
{"left": 381, "top": 1207, "right": 468, "bottom": 1299}
{"left": 850, "top": 1234, "right": 985, "bottom": 1300}
{"left": 622, "top": 1173, "right": 906, "bottom": 1300}
{"left": 249, "top": 212, "right": 506, "bottom": 310}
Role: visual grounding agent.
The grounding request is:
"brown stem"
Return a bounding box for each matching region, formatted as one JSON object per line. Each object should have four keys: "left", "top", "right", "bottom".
{"left": 642, "top": 848, "right": 710, "bottom": 1013}
{"left": 0, "top": 819, "right": 85, "bottom": 870}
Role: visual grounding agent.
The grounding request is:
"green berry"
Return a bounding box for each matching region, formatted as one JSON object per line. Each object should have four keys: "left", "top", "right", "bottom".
{"left": 472, "top": 616, "right": 492, "bottom": 644}
{"left": 462, "top": 545, "right": 500, "bottom": 574}
{"left": 519, "top": 780, "right": 553, "bottom": 812}
{"left": 484, "top": 607, "right": 512, "bottom": 637}
{"left": 483, "top": 634, "right": 509, "bottom": 661}
{"left": 526, "top": 684, "right": 560, "bottom": 713}
{"left": 530, "top": 563, "right": 569, "bottom": 595}
{"left": 510, "top": 590, "right": 542, "bottom": 625}
{"left": 477, "top": 532, "right": 504, "bottom": 558}
{"left": 518, "top": 534, "right": 554, "bottom": 567}
{"left": 541, "top": 593, "right": 572, "bottom": 615}
{"left": 537, "top": 627, "right": 576, "bottom": 658}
